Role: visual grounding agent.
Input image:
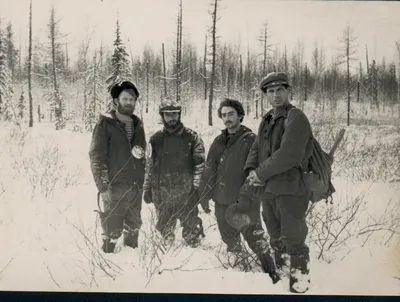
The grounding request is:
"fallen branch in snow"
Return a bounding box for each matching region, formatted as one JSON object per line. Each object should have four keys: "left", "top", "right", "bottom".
{"left": 44, "top": 262, "right": 60, "bottom": 288}
{"left": 0, "top": 257, "right": 14, "bottom": 279}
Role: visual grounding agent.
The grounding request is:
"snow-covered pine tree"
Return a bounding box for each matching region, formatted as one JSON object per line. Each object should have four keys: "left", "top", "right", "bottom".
{"left": 105, "top": 18, "right": 132, "bottom": 97}
{"left": 0, "top": 22, "right": 14, "bottom": 122}
{"left": 86, "top": 51, "right": 106, "bottom": 131}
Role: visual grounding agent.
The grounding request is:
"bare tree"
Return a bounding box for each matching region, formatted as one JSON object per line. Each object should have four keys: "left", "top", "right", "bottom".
{"left": 203, "top": 35, "right": 208, "bottom": 101}
{"left": 258, "top": 22, "right": 273, "bottom": 114}
{"left": 162, "top": 43, "right": 167, "bottom": 98}
{"left": 338, "top": 25, "right": 357, "bottom": 126}
{"left": 208, "top": 0, "right": 221, "bottom": 126}
{"left": 28, "top": 0, "right": 33, "bottom": 127}
{"left": 175, "top": 0, "right": 183, "bottom": 103}
{"left": 396, "top": 41, "right": 400, "bottom": 117}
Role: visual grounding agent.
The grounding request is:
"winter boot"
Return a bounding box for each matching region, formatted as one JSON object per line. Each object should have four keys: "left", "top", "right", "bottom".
{"left": 274, "top": 249, "right": 290, "bottom": 278}
{"left": 124, "top": 230, "right": 139, "bottom": 249}
{"left": 258, "top": 252, "right": 281, "bottom": 284}
{"left": 102, "top": 237, "right": 116, "bottom": 253}
{"left": 289, "top": 254, "right": 310, "bottom": 294}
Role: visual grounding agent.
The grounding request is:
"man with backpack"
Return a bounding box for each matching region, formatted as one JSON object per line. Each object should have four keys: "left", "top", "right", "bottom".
{"left": 199, "top": 99, "right": 280, "bottom": 284}
{"left": 244, "top": 72, "right": 313, "bottom": 293}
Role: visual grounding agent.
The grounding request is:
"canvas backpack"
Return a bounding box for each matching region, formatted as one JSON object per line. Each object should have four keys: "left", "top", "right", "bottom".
{"left": 284, "top": 107, "right": 344, "bottom": 204}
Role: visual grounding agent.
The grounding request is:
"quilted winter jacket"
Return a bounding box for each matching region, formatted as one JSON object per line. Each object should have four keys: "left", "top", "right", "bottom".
{"left": 89, "top": 110, "right": 146, "bottom": 193}
{"left": 199, "top": 125, "right": 256, "bottom": 205}
{"left": 244, "top": 105, "right": 312, "bottom": 196}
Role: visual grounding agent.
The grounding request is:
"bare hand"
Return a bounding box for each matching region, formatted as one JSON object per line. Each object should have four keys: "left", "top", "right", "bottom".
{"left": 247, "top": 170, "right": 263, "bottom": 186}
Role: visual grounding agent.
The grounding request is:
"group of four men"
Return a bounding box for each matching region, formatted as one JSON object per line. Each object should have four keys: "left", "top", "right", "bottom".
{"left": 89, "top": 72, "right": 313, "bottom": 293}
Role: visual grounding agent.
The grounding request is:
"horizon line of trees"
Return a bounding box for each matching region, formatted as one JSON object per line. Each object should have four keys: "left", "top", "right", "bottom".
{"left": 1, "top": 0, "right": 400, "bottom": 130}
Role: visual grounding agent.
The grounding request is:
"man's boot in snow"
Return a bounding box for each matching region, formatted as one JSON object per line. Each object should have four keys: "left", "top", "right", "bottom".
{"left": 258, "top": 252, "right": 281, "bottom": 284}
{"left": 102, "top": 237, "right": 116, "bottom": 253}
{"left": 289, "top": 254, "right": 310, "bottom": 294}
{"left": 274, "top": 249, "right": 290, "bottom": 278}
{"left": 124, "top": 230, "right": 139, "bottom": 249}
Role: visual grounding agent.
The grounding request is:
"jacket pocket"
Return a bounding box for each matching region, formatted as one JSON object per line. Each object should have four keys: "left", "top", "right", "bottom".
{"left": 264, "top": 167, "right": 307, "bottom": 196}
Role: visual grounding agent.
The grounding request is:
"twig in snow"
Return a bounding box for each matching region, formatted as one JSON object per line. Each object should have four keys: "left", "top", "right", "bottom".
{"left": 0, "top": 257, "right": 14, "bottom": 279}
{"left": 44, "top": 262, "right": 61, "bottom": 288}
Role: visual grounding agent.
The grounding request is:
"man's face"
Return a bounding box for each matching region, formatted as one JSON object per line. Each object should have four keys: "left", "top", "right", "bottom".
{"left": 163, "top": 112, "right": 180, "bottom": 128}
{"left": 264, "top": 84, "right": 290, "bottom": 109}
{"left": 220, "top": 106, "right": 241, "bottom": 131}
{"left": 116, "top": 90, "right": 137, "bottom": 116}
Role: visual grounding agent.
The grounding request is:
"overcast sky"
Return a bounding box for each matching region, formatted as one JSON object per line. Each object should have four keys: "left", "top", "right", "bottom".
{"left": 1, "top": 0, "right": 399, "bottom": 69}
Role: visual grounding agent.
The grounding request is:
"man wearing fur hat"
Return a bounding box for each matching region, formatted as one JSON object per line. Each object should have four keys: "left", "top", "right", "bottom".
{"left": 244, "top": 72, "right": 313, "bottom": 293}
{"left": 199, "top": 98, "right": 280, "bottom": 284}
{"left": 142, "top": 98, "right": 206, "bottom": 247}
{"left": 89, "top": 81, "right": 146, "bottom": 253}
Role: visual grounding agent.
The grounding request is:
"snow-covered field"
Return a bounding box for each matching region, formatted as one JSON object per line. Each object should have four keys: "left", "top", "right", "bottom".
{"left": 0, "top": 103, "right": 399, "bottom": 295}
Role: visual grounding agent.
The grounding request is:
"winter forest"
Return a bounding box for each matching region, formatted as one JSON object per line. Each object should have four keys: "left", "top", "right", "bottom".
{"left": 0, "top": 0, "right": 399, "bottom": 296}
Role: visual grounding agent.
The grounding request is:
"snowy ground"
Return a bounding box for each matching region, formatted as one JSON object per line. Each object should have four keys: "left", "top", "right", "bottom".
{"left": 0, "top": 104, "right": 399, "bottom": 295}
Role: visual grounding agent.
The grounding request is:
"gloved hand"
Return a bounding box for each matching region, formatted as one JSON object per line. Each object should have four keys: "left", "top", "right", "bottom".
{"left": 143, "top": 189, "right": 153, "bottom": 204}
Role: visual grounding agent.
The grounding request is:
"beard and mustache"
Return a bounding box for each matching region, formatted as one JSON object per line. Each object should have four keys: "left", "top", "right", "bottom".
{"left": 163, "top": 116, "right": 182, "bottom": 131}
{"left": 116, "top": 102, "right": 135, "bottom": 116}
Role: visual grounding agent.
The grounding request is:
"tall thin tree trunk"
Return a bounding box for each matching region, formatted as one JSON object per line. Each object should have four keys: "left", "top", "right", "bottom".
{"left": 162, "top": 43, "right": 167, "bottom": 98}
{"left": 146, "top": 61, "right": 149, "bottom": 113}
{"left": 304, "top": 63, "right": 308, "bottom": 107}
{"left": 28, "top": 0, "right": 33, "bottom": 127}
{"left": 239, "top": 54, "right": 243, "bottom": 101}
{"left": 19, "top": 28, "right": 22, "bottom": 80}
{"left": 347, "top": 40, "right": 351, "bottom": 126}
{"left": 203, "top": 35, "right": 207, "bottom": 100}
{"left": 93, "top": 51, "right": 97, "bottom": 125}
{"left": 65, "top": 41, "right": 69, "bottom": 79}
{"left": 208, "top": 0, "right": 218, "bottom": 126}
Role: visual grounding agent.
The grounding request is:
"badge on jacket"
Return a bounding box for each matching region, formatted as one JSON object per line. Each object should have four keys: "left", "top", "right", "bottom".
{"left": 132, "top": 145, "right": 145, "bottom": 159}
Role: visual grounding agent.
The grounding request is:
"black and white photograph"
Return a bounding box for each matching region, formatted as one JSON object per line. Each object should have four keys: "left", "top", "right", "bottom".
{"left": 0, "top": 0, "right": 399, "bottom": 297}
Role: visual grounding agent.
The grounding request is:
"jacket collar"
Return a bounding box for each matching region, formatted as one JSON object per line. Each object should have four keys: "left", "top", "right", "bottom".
{"left": 103, "top": 110, "right": 140, "bottom": 129}
{"left": 221, "top": 125, "right": 252, "bottom": 147}
{"left": 264, "top": 104, "right": 295, "bottom": 122}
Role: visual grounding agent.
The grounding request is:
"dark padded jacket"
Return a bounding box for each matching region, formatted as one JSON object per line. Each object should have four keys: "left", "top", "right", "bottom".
{"left": 199, "top": 125, "right": 256, "bottom": 205}
{"left": 244, "top": 104, "right": 312, "bottom": 196}
{"left": 89, "top": 110, "right": 146, "bottom": 193}
{"left": 143, "top": 123, "right": 205, "bottom": 206}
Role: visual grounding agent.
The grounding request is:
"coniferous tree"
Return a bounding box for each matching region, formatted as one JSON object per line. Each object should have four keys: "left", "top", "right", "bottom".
{"left": 0, "top": 22, "right": 14, "bottom": 121}
{"left": 106, "top": 18, "right": 132, "bottom": 93}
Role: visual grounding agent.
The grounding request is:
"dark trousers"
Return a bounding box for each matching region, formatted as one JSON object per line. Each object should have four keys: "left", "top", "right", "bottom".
{"left": 155, "top": 200, "right": 203, "bottom": 243}
{"left": 260, "top": 192, "right": 310, "bottom": 257}
{"left": 101, "top": 182, "right": 142, "bottom": 245}
{"left": 215, "top": 203, "right": 269, "bottom": 254}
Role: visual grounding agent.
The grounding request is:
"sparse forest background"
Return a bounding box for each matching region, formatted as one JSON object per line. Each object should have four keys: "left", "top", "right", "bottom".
{"left": 1, "top": 0, "right": 400, "bottom": 131}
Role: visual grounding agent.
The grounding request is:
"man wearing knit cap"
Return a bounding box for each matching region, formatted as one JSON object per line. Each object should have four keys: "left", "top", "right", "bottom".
{"left": 89, "top": 80, "right": 146, "bottom": 253}
{"left": 244, "top": 72, "right": 313, "bottom": 293}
